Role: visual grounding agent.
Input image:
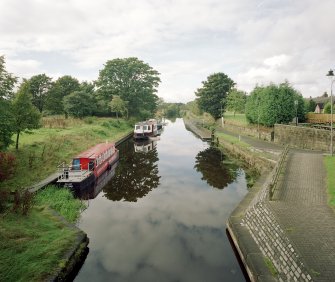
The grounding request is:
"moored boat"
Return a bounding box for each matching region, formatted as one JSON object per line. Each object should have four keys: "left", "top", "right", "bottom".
{"left": 133, "top": 119, "right": 158, "bottom": 140}
{"left": 57, "top": 142, "right": 119, "bottom": 189}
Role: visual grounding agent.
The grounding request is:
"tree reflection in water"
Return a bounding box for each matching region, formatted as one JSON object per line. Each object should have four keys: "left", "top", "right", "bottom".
{"left": 194, "top": 146, "right": 240, "bottom": 189}
{"left": 103, "top": 139, "right": 160, "bottom": 202}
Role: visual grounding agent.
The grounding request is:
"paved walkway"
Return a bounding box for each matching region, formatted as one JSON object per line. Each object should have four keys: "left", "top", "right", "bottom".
{"left": 271, "top": 149, "right": 335, "bottom": 281}
{"left": 223, "top": 128, "right": 335, "bottom": 281}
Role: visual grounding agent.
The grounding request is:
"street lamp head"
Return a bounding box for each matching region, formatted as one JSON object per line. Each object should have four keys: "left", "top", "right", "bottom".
{"left": 326, "top": 69, "right": 334, "bottom": 77}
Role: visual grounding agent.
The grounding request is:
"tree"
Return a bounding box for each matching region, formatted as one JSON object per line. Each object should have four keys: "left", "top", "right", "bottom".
{"left": 27, "top": 74, "right": 53, "bottom": 113}
{"left": 0, "top": 55, "right": 17, "bottom": 149}
{"left": 324, "top": 102, "right": 332, "bottom": 114}
{"left": 96, "top": 57, "right": 161, "bottom": 117}
{"left": 305, "top": 98, "right": 316, "bottom": 113}
{"left": 63, "top": 90, "right": 96, "bottom": 118}
{"left": 226, "top": 88, "right": 247, "bottom": 116}
{"left": 245, "top": 82, "right": 303, "bottom": 127}
{"left": 0, "top": 99, "right": 14, "bottom": 150}
{"left": 12, "top": 81, "right": 41, "bottom": 150}
{"left": 109, "top": 95, "right": 128, "bottom": 119}
{"left": 195, "top": 73, "right": 235, "bottom": 119}
{"left": 0, "top": 55, "right": 18, "bottom": 100}
{"left": 46, "top": 75, "right": 80, "bottom": 115}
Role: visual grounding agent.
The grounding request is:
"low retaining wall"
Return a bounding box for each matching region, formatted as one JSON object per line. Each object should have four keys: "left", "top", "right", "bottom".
{"left": 227, "top": 149, "right": 312, "bottom": 282}
{"left": 222, "top": 120, "right": 273, "bottom": 142}
{"left": 274, "top": 124, "right": 332, "bottom": 152}
{"left": 216, "top": 136, "right": 275, "bottom": 173}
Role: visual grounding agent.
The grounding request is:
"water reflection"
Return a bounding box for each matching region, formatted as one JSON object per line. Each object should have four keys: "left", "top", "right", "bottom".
{"left": 75, "top": 119, "right": 248, "bottom": 282}
{"left": 102, "top": 139, "right": 160, "bottom": 202}
{"left": 194, "top": 146, "right": 240, "bottom": 190}
{"left": 134, "top": 140, "right": 156, "bottom": 153}
{"left": 72, "top": 162, "right": 119, "bottom": 199}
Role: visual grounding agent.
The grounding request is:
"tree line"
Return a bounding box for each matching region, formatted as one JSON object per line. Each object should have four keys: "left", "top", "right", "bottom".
{"left": 0, "top": 56, "right": 161, "bottom": 150}
{"left": 194, "top": 72, "right": 319, "bottom": 126}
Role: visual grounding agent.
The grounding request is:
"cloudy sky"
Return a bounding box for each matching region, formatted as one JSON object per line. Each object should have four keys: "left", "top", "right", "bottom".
{"left": 1, "top": 0, "right": 334, "bottom": 102}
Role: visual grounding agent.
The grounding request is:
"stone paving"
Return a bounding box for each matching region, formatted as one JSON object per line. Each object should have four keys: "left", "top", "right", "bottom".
{"left": 226, "top": 129, "right": 335, "bottom": 282}
{"left": 270, "top": 149, "right": 335, "bottom": 281}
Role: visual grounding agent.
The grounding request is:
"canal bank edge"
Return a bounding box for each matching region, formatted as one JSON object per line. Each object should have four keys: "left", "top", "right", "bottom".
{"left": 45, "top": 207, "right": 89, "bottom": 282}
{"left": 29, "top": 130, "right": 133, "bottom": 281}
{"left": 183, "top": 118, "right": 278, "bottom": 280}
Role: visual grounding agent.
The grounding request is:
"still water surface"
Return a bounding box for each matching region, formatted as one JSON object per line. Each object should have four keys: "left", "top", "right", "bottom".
{"left": 75, "top": 118, "right": 248, "bottom": 282}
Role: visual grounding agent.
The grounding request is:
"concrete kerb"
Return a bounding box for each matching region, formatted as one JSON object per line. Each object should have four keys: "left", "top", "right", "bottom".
{"left": 227, "top": 171, "right": 276, "bottom": 282}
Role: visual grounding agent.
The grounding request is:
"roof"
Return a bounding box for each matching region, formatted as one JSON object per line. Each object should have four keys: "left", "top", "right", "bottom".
{"left": 316, "top": 103, "right": 324, "bottom": 109}
{"left": 75, "top": 143, "right": 115, "bottom": 159}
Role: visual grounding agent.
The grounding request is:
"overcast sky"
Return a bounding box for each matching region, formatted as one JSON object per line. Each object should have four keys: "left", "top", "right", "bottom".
{"left": 1, "top": 0, "right": 334, "bottom": 102}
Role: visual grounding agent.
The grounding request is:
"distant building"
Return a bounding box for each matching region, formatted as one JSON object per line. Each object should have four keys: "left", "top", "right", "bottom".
{"left": 314, "top": 103, "right": 324, "bottom": 113}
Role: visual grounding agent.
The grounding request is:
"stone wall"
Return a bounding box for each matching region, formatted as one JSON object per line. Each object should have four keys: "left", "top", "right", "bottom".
{"left": 222, "top": 120, "right": 274, "bottom": 142}
{"left": 274, "top": 124, "right": 332, "bottom": 152}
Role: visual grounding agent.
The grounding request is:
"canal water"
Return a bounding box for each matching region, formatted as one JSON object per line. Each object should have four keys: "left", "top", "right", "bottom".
{"left": 75, "top": 118, "right": 248, "bottom": 282}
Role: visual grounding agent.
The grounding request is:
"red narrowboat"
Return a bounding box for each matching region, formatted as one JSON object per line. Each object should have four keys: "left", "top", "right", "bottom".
{"left": 57, "top": 142, "right": 119, "bottom": 189}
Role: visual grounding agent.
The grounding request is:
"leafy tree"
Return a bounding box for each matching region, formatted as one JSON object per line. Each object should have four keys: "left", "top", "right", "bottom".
{"left": 324, "top": 102, "right": 332, "bottom": 114}
{"left": 0, "top": 56, "right": 17, "bottom": 149}
{"left": 12, "top": 81, "right": 41, "bottom": 150}
{"left": 195, "top": 73, "right": 235, "bottom": 119}
{"left": 0, "top": 99, "right": 14, "bottom": 150}
{"left": 185, "top": 100, "right": 203, "bottom": 116}
{"left": 63, "top": 90, "right": 96, "bottom": 119}
{"left": 46, "top": 75, "right": 80, "bottom": 115}
{"left": 109, "top": 95, "right": 128, "bottom": 119}
{"left": 96, "top": 57, "right": 161, "bottom": 117}
{"left": 0, "top": 55, "right": 18, "bottom": 99}
{"left": 226, "top": 88, "right": 247, "bottom": 116}
{"left": 307, "top": 99, "right": 316, "bottom": 113}
{"left": 245, "top": 82, "right": 303, "bottom": 126}
{"left": 27, "top": 74, "right": 53, "bottom": 113}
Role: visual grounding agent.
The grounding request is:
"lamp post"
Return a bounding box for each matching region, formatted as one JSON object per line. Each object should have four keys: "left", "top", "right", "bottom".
{"left": 294, "top": 100, "right": 298, "bottom": 126}
{"left": 326, "top": 69, "right": 334, "bottom": 156}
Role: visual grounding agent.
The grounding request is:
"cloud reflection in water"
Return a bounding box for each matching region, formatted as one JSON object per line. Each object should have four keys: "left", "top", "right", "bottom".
{"left": 75, "top": 119, "right": 248, "bottom": 282}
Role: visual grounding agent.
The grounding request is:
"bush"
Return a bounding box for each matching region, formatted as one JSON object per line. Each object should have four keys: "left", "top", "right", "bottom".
{"left": 84, "top": 116, "right": 96, "bottom": 124}
{"left": 0, "top": 152, "right": 17, "bottom": 181}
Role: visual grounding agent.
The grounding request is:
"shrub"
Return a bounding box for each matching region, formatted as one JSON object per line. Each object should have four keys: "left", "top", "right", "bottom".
{"left": 0, "top": 152, "right": 17, "bottom": 181}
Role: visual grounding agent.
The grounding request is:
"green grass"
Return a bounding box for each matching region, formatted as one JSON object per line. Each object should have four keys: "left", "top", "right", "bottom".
{"left": 324, "top": 155, "right": 335, "bottom": 208}
{"left": 1, "top": 117, "right": 132, "bottom": 191}
{"left": 0, "top": 207, "right": 79, "bottom": 282}
{"left": 264, "top": 257, "right": 278, "bottom": 277}
{"left": 35, "top": 186, "right": 86, "bottom": 223}
{"left": 215, "top": 132, "right": 250, "bottom": 148}
{"left": 223, "top": 112, "right": 248, "bottom": 126}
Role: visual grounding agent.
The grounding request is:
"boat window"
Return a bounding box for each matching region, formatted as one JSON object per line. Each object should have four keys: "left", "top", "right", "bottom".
{"left": 143, "top": 125, "right": 148, "bottom": 130}
{"left": 136, "top": 125, "right": 140, "bottom": 130}
{"left": 72, "top": 159, "right": 80, "bottom": 170}
{"left": 148, "top": 125, "right": 151, "bottom": 130}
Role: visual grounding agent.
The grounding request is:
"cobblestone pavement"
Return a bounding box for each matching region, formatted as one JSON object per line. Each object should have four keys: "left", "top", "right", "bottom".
{"left": 224, "top": 127, "right": 335, "bottom": 281}
{"left": 270, "top": 149, "right": 335, "bottom": 281}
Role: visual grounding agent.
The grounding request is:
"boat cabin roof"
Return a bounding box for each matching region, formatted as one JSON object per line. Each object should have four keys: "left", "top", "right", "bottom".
{"left": 135, "top": 120, "right": 157, "bottom": 126}
{"left": 75, "top": 143, "right": 115, "bottom": 159}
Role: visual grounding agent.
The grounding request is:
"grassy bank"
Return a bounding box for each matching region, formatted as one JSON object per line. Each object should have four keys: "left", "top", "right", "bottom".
{"left": 0, "top": 186, "right": 85, "bottom": 281}
{"left": 223, "top": 112, "right": 248, "bottom": 126}
{"left": 1, "top": 117, "right": 132, "bottom": 191}
{"left": 325, "top": 156, "right": 335, "bottom": 208}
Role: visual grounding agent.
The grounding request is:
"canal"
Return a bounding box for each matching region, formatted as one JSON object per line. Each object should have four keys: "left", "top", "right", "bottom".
{"left": 75, "top": 118, "right": 248, "bottom": 282}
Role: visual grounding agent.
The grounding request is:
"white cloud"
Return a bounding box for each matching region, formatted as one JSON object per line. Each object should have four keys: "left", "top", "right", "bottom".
{"left": 1, "top": 0, "right": 335, "bottom": 101}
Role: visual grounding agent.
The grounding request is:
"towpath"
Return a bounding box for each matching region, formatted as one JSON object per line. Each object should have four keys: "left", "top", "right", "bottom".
{"left": 220, "top": 127, "right": 335, "bottom": 281}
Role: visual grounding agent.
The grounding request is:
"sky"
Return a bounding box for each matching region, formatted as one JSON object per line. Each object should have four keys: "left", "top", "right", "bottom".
{"left": 1, "top": 0, "right": 335, "bottom": 103}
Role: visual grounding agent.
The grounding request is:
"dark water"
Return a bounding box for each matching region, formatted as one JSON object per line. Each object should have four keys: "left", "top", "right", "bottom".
{"left": 75, "top": 118, "right": 248, "bottom": 282}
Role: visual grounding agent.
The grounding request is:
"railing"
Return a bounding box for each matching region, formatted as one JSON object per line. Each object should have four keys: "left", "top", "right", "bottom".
{"left": 57, "top": 162, "right": 88, "bottom": 180}
{"left": 269, "top": 145, "right": 289, "bottom": 200}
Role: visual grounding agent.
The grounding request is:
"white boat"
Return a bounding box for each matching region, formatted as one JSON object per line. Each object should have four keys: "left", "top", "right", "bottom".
{"left": 133, "top": 119, "right": 158, "bottom": 140}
